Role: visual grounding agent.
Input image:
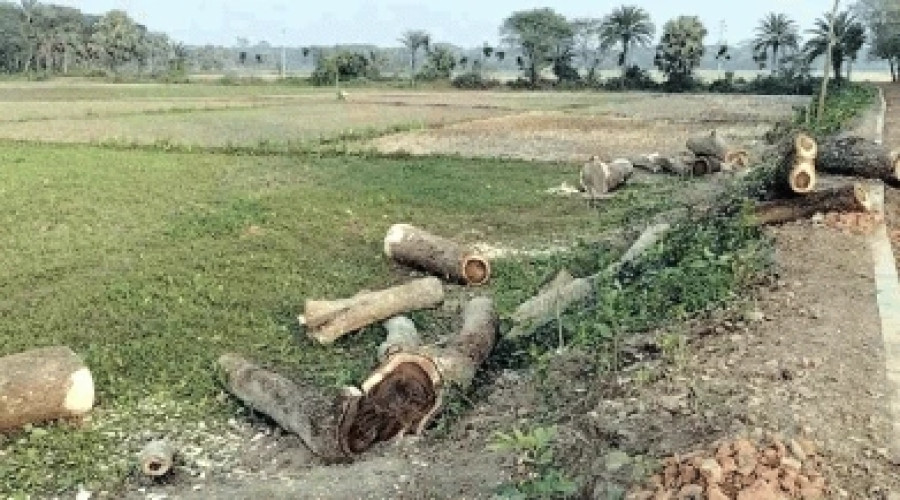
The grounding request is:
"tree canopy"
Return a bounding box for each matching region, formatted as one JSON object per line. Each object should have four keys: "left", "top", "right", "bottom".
{"left": 804, "top": 10, "right": 867, "bottom": 81}
{"left": 599, "top": 5, "right": 655, "bottom": 71}
{"left": 753, "top": 13, "right": 800, "bottom": 73}
{"left": 500, "top": 8, "right": 574, "bottom": 87}
{"left": 654, "top": 16, "right": 708, "bottom": 87}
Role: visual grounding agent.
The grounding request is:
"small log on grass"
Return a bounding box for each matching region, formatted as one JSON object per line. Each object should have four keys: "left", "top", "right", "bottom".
{"left": 218, "top": 353, "right": 357, "bottom": 461}
{"left": 506, "top": 223, "right": 671, "bottom": 339}
{"left": 301, "top": 277, "right": 445, "bottom": 344}
{"left": 753, "top": 183, "right": 872, "bottom": 226}
{"left": 816, "top": 136, "right": 900, "bottom": 184}
{"left": 691, "top": 155, "right": 723, "bottom": 176}
{"left": 776, "top": 132, "right": 818, "bottom": 194}
{"left": 0, "top": 346, "right": 95, "bottom": 431}
{"left": 580, "top": 156, "right": 633, "bottom": 198}
{"left": 384, "top": 224, "right": 490, "bottom": 286}
{"left": 686, "top": 131, "right": 729, "bottom": 160}
{"left": 139, "top": 440, "right": 177, "bottom": 477}
{"left": 340, "top": 297, "right": 497, "bottom": 455}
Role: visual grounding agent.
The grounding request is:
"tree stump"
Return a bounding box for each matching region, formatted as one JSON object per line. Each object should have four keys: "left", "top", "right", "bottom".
{"left": 384, "top": 224, "right": 490, "bottom": 286}
{"left": 817, "top": 136, "right": 900, "bottom": 184}
{"left": 301, "top": 277, "right": 445, "bottom": 344}
{"left": 0, "top": 346, "right": 95, "bottom": 431}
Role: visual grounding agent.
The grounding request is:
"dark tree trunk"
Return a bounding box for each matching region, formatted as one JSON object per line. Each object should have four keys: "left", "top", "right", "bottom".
{"left": 753, "top": 184, "right": 871, "bottom": 226}
{"left": 817, "top": 136, "right": 900, "bottom": 184}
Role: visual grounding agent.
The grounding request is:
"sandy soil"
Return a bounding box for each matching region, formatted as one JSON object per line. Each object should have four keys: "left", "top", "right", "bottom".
{"left": 370, "top": 94, "right": 806, "bottom": 163}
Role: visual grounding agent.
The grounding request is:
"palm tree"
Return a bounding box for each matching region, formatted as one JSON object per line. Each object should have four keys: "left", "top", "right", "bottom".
{"left": 804, "top": 10, "right": 866, "bottom": 82}
{"left": 753, "top": 13, "right": 800, "bottom": 73}
{"left": 598, "top": 5, "right": 655, "bottom": 73}
{"left": 398, "top": 29, "right": 430, "bottom": 85}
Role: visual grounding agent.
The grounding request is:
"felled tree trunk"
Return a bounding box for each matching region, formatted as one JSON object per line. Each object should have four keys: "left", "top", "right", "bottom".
{"left": 0, "top": 346, "right": 95, "bottom": 431}
{"left": 686, "top": 131, "right": 728, "bottom": 160}
{"left": 581, "top": 156, "right": 633, "bottom": 197}
{"left": 816, "top": 136, "right": 900, "bottom": 184}
{"left": 630, "top": 154, "right": 662, "bottom": 174}
{"left": 301, "top": 277, "right": 445, "bottom": 344}
{"left": 753, "top": 183, "right": 872, "bottom": 226}
{"left": 340, "top": 297, "right": 498, "bottom": 456}
{"left": 776, "top": 133, "right": 818, "bottom": 194}
{"left": 658, "top": 155, "right": 692, "bottom": 176}
{"left": 506, "top": 223, "right": 671, "bottom": 339}
{"left": 377, "top": 316, "right": 421, "bottom": 361}
{"left": 384, "top": 224, "right": 490, "bottom": 286}
{"left": 218, "top": 353, "right": 357, "bottom": 461}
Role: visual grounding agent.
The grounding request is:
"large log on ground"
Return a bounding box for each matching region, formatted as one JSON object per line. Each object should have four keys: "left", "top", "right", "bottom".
{"left": 506, "top": 223, "right": 671, "bottom": 339}
{"left": 691, "top": 155, "right": 723, "bottom": 176}
{"left": 301, "top": 277, "right": 445, "bottom": 344}
{"left": 753, "top": 183, "right": 872, "bottom": 226}
{"left": 218, "top": 353, "right": 357, "bottom": 461}
{"left": 775, "top": 132, "right": 818, "bottom": 194}
{"left": 0, "top": 346, "right": 95, "bottom": 431}
{"left": 686, "top": 131, "right": 728, "bottom": 160}
{"left": 384, "top": 224, "right": 490, "bottom": 286}
{"left": 580, "top": 156, "right": 633, "bottom": 198}
{"left": 816, "top": 136, "right": 900, "bottom": 184}
{"left": 339, "top": 297, "right": 498, "bottom": 456}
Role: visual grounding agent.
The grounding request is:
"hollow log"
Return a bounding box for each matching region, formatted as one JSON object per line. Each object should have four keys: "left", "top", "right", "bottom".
{"left": 816, "top": 136, "right": 900, "bottom": 184}
{"left": 581, "top": 156, "right": 633, "bottom": 198}
{"left": 218, "top": 353, "right": 356, "bottom": 461}
{"left": 753, "top": 183, "right": 872, "bottom": 226}
{"left": 139, "top": 440, "right": 177, "bottom": 477}
{"left": 686, "top": 131, "right": 728, "bottom": 160}
{"left": 506, "top": 223, "right": 671, "bottom": 339}
{"left": 301, "top": 277, "right": 445, "bottom": 344}
{"left": 384, "top": 224, "right": 490, "bottom": 286}
{"left": 0, "top": 346, "right": 95, "bottom": 431}
{"left": 339, "top": 297, "right": 498, "bottom": 456}
{"left": 775, "top": 133, "right": 818, "bottom": 194}
{"left": 691, "top": 155, "right": 723, "bottom": 176}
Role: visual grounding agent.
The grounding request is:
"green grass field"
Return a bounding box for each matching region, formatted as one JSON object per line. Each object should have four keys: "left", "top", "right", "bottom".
{"left": 0, "top": 130, "right": 685, "bottom": 494}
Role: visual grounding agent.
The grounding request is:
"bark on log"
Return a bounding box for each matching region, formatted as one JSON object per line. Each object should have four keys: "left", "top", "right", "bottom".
{"left": 686, "top": 131, "right": 728, "bottom": 160}
{"left": 816, "top": 136, "right": 900, "bottom": 184}
{"left": 753, "top": 183, "right": 872, "bottom": 226}
{"left": 657, "top": 155, "right": 693, "bottom": 176}
{"left": 0, "top": 346, "right": 95, "bottom": 431}
{"left": 301, "top": 277, "right": 445, "bottom": 344}
{"left": 580, "top": 156, "right": 633, "bottom": 198}
{"left": 340, "top": 297, "right": 497, "bottom": 455}
{"left": 384, "top": 224, "right": 490, "bottom": 286}
{"left": 506, "top": 223, "right": 671, "bottom": 339}
{"left": 775, "top": 133, "right": 818, "bottom": 194}
{"left": 218, "top": 353, "right": 357, "bottom": 461}
{"left": 631, "top": 154, "right": 662, "bottom": 174}
{"left": 377, "top": 316, "right": 422, "bottom": 361}
{"left": 139, "top": 440, "right": 176, "bottom": 477}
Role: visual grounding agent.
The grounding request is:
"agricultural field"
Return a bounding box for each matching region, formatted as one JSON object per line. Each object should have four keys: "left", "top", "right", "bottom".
{"left": 3, "top": 79, "right": 896, "bottom": 498}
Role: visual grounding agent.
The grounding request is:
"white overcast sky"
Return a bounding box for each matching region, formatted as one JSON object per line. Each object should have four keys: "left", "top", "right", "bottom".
{"left": 53, "top": 0, "right": 830, "bottom": 47}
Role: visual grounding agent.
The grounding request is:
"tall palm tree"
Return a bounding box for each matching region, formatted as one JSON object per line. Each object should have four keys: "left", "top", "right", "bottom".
{"left": 598, "top": 5, "right": 655, "bottom": 72}
{"left": 753, "top": 13, "right": 799, "bottom": 73}
{"left": 804, "top": 10, "right": 866, "bottom": 82}
{"left": 398, "top": 29, "right": 430, "bottom": 85}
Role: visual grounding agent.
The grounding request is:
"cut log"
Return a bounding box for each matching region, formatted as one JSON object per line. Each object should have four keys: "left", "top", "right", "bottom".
{"left": 340, "top": 297, "right": 498, "bottom": 455}
{"left": 631, "top": 154, "right": 662, "bottom": 174}
{"left": 774, "top": 132, "right": 818, "bottom": 195}
{"left": 139, "top": 440, "right": 176, "bottom": 477}
{"left": 686, "top": 131, "right": 729, "bottom": 160}
{"left": 658, "top": 155, "right": 692, "bottom": 176}
{"left": 218, "top": 353, "right": 357, "bottom": 461}
{"left": 816, "top": 136, "right": 900, "bottom": 184}
{"left": 506, "top": 223, "right": 671, "bottom": 339}
{"left": 301, "top": 277, "right": 445, "bottom": 344}
{"left": 384, "top": 224, "right": 490, "bottom": 286}
{"left": 753, "top": 183, "right": 872, "bottom": 226}
{"left": 0, "top": 346, "right": 94, "bottom": 431}
{"left": 725, "top": 149, "right": 751, "bottom": 168}
{"left": 580, "top": 156, "right": 633, "bottom": 198}
{"left": 377, "top": 316, "right": 422, "bottom": 361}
{"left": 691, "top": 155, "right": 723, "bottom": 176}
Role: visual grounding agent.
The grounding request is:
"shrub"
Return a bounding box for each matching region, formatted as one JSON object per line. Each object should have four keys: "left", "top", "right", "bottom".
{"left": 452, "top": 71, "right": 501, "bottom": 90}
{"left": 602, "top": 65, "right": 657, "bottom": 91}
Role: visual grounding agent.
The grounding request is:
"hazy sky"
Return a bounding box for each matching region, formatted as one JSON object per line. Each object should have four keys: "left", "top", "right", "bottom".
{"left": 55, "top": 0, "right": 828, "bottom": 48}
